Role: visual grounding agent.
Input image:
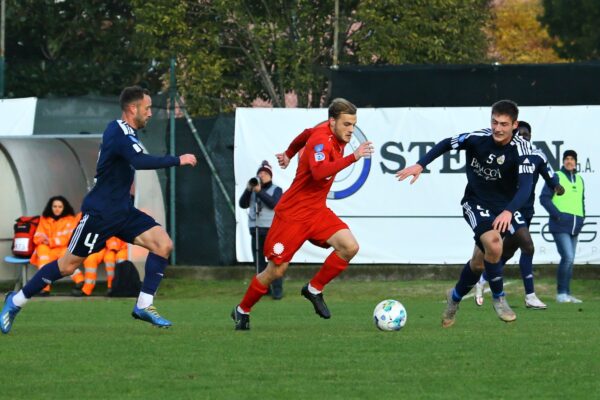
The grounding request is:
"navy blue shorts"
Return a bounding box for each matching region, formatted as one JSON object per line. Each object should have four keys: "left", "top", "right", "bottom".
{"left": 461, "top": 200, "right": 528, "bottom": 250}
{"left": 68, "top": 208, "right": 160, "bottom": 257}
{"left": 505, "top": 211, "right": 532, "bottom": 237}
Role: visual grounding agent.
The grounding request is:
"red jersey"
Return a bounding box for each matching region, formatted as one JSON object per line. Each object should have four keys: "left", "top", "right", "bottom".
{"left": 275, "top": 122, "right": 356, "bottom": 221}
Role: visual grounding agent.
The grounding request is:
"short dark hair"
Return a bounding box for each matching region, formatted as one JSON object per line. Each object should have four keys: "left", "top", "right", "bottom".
{"left": 563, "top": 150, "right": 577, "bottom": 161}
{"left": 328, "top": 98, "right": 357, "bottom": 119}
{"left": 119, "top": 86, "right": 150, "bottom": 111}
{"left": 518, "top": 120, "right": 531, "bottom": 133}
{"left": 491, "top": 100, "right": 519, "bottom": 122}
{"left": 42, "top": 196, "right": 75, "bottom": 219}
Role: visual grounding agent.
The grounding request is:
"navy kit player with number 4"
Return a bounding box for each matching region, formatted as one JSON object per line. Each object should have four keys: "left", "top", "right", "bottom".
{"left": 397, "top": 100, "right": 534, "bottom": 327}
{"left": 1, "top": 86, "right": 197, "bottom": 334}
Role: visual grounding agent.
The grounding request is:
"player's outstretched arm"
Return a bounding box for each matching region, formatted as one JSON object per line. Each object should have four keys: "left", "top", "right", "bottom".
{"left": 179, "top": 154, "right": 197, "bottom": 166}
{"left": 277, "top": 128, "right": 314, "bottom": 169}
{"left": 396, "top": 137, "right": 453, "bottom": 184}
{"left": 396, "top": 164, "right": 424, "bottom": 184}
{"left": 309, "top": 140, "right": 372, "bottom": 181}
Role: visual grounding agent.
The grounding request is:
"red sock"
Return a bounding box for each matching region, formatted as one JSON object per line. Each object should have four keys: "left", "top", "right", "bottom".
{"left": 310, "top": 251, "right": 349, "bottom": 291}
{"left": 239, "top": 276, "right": 269, "bottom": 313}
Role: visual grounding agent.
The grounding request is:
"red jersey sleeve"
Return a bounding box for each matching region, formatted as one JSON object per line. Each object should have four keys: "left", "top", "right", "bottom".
{"left": 306, "top": 135, "right": 355, "bottom": 181}
{"left": 284, "top": 128, "right": 313, "bottom": 159}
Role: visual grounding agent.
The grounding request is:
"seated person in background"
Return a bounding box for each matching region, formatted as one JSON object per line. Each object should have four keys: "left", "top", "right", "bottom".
{"left": 75, "top": 236, "right": 128, "bottom": 296}
{"left": 29, "top": 196, "right": 85, "bottom": 295}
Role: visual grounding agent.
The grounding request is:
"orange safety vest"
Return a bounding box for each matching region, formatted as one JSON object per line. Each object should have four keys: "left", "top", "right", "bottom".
{"left": 33, "top": 214, "right": 79, "bottom": 249}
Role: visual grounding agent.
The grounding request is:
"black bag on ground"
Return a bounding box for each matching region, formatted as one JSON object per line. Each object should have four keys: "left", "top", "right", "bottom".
{"left": 108, "top": 261, "right": 141, "bottom": 297}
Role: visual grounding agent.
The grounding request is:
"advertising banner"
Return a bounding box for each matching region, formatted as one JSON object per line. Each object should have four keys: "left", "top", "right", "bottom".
{"left": 235, "top": 106, "right": 598, "bottom": 264}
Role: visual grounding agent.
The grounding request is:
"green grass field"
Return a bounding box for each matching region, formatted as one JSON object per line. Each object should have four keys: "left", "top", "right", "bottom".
{"left": 1, "top": 278, "right": 599, "bottom": 399}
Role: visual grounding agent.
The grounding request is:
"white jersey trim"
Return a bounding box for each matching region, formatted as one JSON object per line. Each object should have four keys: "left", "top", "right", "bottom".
{"left": 117, "top": 120, "right": 135, "bottom": 136}
{"left": 68, "top": 214, "right": 89, "bottom": 253}
{"left": 450, "top": 128, "right": 491, "bottom": 149}
{"left": 511, "top": 134, "right": 532, "bottom": 156}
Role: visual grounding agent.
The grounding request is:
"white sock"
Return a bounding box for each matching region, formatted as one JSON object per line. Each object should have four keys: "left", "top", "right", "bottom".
{"left": 136, "top": 292, "right": 154, "bottom": 309}
{"left": 237, "top": 306, "right": 249, "bottom": 315}
{"left": 308, "top": 283, "right": 321, "bottom": 295}
{"left": 12, "top": 291, "right": 28, "bottom": 308}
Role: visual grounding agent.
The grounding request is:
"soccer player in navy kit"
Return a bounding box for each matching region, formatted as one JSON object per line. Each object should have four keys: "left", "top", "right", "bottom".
{"left": 474, "top": 121, "right": 565, "bottom": 309}
{"left": 1, "top": 86, "right": 197, "bottom": 333}
{"left": 397, "top": 100, "right": 533, "bottom": 327}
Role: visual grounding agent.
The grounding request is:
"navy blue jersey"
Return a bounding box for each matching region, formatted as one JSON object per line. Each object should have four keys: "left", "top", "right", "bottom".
{"left": 418, "top": 128, "right": 534, "bottom": 214}
{"left": 81, "top": 120, "right": 179, "bottom": 216}
{"left": 520, "top": 147, "right": 558, "bottom": 218}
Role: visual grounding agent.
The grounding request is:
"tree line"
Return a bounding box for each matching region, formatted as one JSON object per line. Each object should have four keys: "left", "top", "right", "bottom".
{"left": 3, "top": 0, "right": 597, "bottom": 115}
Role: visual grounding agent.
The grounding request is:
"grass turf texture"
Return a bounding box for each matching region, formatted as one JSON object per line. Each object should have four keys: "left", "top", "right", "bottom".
{"left": 1, "top": 279, "right": 599, "bottom": 399}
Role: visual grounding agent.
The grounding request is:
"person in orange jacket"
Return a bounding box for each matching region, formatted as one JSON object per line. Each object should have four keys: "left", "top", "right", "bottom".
{"left": 29, "top": 196, "right": 85, "bottom": 295}
{"left": 76, "top": 237, "right": 128, "bottom": 296}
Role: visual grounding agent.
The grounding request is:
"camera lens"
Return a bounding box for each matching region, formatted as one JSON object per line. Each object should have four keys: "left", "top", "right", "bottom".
{"left": 249, "top": 177, "right": 259, "bottom": 186}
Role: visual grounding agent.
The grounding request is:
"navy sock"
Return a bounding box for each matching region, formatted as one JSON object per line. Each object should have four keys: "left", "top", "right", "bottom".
{"left": 519, "top": 253, "right": 535, "bottom": 295}
{"left": 453, "top": 261, "right": 481, "bottom": 301}
{"left": 141, "top": 253, "right": 168, "bottom": 295}
{"left": 484, "top": 259, "right": 504, "bottom": 298}
{"left": 22, "top": 260, "right": 63, "bottom": 298}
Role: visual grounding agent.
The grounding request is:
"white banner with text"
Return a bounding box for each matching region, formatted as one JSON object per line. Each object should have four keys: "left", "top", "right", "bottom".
{"left": 235, "top": 106, "right": 599, "bottom": 264}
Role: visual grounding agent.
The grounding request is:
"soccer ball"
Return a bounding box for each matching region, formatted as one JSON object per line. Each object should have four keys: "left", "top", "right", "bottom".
{"left": 373, "top": 299, "right": 407, "bottom": 331}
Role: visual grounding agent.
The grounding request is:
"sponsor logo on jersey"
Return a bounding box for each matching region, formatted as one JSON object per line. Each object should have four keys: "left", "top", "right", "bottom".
{"left": 314, "top": 152, "right": 325, "bottom": 162}
{"left": 471, "top": 157, "right": 502, "bottom": 180}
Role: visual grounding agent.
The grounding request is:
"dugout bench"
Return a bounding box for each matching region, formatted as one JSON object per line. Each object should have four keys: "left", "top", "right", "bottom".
{"left": 3, "top": 255, "right": 30, "bottom": 292}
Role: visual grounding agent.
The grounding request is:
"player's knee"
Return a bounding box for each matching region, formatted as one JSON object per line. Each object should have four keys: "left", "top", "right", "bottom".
{"left": 520, "top": 240, "right": 535, "bottom": 255}
{"left": 271, "top": 266, "right": 286, "bottom": 280}
{"left": 60, "top": 259, "right": 82, "bottom": 275}
{"left": 470, "top": 259, "right": 484, "bottom": 273}
{"left": 341, "top": 241, "right": 359, "bottom": 260}
{"left": 483, "top": 236, "right": 502, "bottom": 256}
{"left": 165, "top": 237, "right": 174, "bottom": 253}
{"left": 150, "top": 237, "right": 173, "bottom": 258}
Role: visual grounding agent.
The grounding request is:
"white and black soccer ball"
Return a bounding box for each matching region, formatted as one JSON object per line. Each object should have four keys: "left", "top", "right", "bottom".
{"left": 373, "top": 299, "right": 407, "bottom": 331}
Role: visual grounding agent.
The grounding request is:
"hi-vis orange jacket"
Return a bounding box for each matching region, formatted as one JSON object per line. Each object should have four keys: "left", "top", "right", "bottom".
{"left": 29, "top": 214, "right": 80, "bottom": 266}
{"left": 32, "top": 214, "right": 80, "bottom": 249}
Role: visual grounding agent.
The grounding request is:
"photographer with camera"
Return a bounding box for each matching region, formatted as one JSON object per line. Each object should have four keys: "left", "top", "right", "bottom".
{"left": 239, "top": 161, "right": 284, "bottom": 299}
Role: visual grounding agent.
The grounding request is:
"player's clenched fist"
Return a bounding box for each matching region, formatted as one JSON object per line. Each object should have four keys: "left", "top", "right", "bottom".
{"left": 179, "top": 154, "right": 197, "bottom": 166}
{"left": 276, "top": 152, "right": 290, "bottom": 169}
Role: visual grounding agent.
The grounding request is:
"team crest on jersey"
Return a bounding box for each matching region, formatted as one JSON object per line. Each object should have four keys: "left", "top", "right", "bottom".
{"left": 496, "top": 155, "right": 505, "bottom": 165}
{"left": 314, "top": 143, "right": 324, "bottom": 152}
{"left": 273, "top": 242, "right": 285, "bottom": 255}
{"left": 314, "top": 152, "right": 325, "bottom": 162}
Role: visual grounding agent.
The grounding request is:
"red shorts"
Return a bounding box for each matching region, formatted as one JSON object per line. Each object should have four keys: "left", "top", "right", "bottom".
{"left": 264, "top": 208, "right": 348, "bottom": 265}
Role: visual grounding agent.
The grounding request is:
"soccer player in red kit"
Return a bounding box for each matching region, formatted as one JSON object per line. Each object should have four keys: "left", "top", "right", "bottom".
{"left": 232, "top": 98, "right": 373, "bottom": 330}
